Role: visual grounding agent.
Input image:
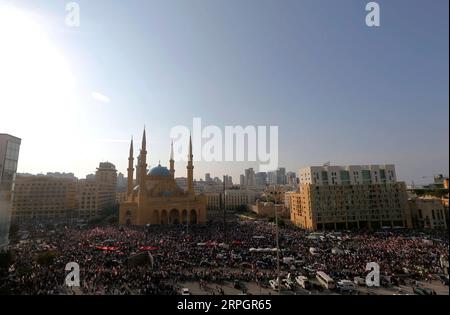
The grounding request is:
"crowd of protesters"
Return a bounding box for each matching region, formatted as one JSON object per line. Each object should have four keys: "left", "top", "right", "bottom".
{"left": 0, "top": 219, "right": 448, "bottom": 295}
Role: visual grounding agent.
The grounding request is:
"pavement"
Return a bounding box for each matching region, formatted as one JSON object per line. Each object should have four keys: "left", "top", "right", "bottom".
{"left": 177, "top": 279, "right": 449, "bottom": 296}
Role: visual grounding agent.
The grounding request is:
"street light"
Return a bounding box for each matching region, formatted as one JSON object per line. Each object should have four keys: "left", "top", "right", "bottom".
{"left": 269, "top": 186, "right": 281, "bottom": 295}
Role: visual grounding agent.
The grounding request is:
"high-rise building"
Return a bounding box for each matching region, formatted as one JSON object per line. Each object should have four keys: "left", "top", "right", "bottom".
{"left": 239, "top": 174, "right": 245, "bottom": 186}
{"left": 0, "top": 134, "right": 21, "bottom": 248}
{"left": 276, "top": 167, "right": 287, "bottom": 185}
{"left": 205, "top": 173, "right": 212, "bottom": 182}
{"left": 291, "top": 164, "right": 409, "bottom": 230}
{"left": 255, "top": 172, "right": 267, "bottom": 187}
{"left": 286, "top": 171, "right": 297, "bottom": 186}
{"left": 116, "top": 172, "right": 127, "bottom": 191}
{"left": 95, "top": 162, "right": 118, "bottom": 209}
{"left": 267, "top": 171, "right": 277, "bottom": 185}
{"left": 223, "top": 175, "right": 233, "bottom": 188}
{"left": 244, "top": 168, "right": 255, "bottom": 187}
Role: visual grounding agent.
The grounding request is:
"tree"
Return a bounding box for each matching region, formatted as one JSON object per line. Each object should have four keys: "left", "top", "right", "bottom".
{"left": 8, "top": 224, "right": 19, "bottom": 241}
{"left": 0, "top": 250, "right": 15, "bottom": 270}
{"left": 37, "top": 251, "right": 56, "bottom": 266}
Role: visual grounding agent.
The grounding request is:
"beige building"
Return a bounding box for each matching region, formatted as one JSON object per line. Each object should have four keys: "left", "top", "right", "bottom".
{"left": 408, "top": 197, "right": 448, "bottom": 230}
{"left": 12, "top": 162, "right": 118, "bottom": 223}
{"left": 116, "top": 191, "right": 128, "bottom": 204}
{"left": 291, "top": 164, "right": 409, "bottom": 231}
{"left": 251, "top": 201, "right": 287, "bottom": 218}
{"left": 76, "top": 162, "right": 117, "bottom": 219}
{"left": 119, "top": 130, "right": 207, "bottom": 225}
{"left": 299, "top": 164, "right": 397, "bottom": 186}
{"left": 94, "top": 162, "right": 117, "bottom": 209}
{"left": 12, "top": 175, "right": 77, "bottom": 223}
{"left": 206, "top": 189, "right": 259, "bottom": 211}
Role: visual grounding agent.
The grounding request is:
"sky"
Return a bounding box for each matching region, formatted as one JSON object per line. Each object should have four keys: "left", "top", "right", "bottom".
{"left": 0, "top": 0, "right": 448, "bottom": 185}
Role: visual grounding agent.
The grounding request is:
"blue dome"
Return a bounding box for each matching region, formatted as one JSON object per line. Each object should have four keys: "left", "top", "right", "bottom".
{"left": 148, "top": 165, "right": 170, "bottom": 176}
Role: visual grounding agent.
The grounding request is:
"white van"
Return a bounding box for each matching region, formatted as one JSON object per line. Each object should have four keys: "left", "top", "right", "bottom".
{"left": 295, "top": 275, "right": 311, "bottom": 289}
{"left": 316, "top": 271, "right": 335, "bottom": 290}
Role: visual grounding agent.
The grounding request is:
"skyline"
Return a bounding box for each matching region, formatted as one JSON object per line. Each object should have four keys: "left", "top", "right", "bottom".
{"left": 0, "top": 0, "right": 448, "bottom": 185}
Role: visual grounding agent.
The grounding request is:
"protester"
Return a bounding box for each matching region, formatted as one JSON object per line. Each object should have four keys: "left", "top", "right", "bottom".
{"left": 1, "top": 221, "right": 448, "bottom": 295}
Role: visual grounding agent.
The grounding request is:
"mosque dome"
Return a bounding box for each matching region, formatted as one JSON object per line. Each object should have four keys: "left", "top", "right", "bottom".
{"left": 148, "top": 164, "right": 170, "bottom": 176}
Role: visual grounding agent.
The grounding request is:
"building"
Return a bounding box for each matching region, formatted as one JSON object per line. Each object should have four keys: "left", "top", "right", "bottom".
{"left": 408, "top": 197, "right": 448, "bottom": 230}
{"left": 206, "top": 189, "right": 259, "bottom": 211}
{"left": 255, "top": 172, "right": 267, "bottom": 187}
{"left": 299, "top": 164, "right": 397, "bottom": 186}
{"left": 251, "top": 202, "right": 287, "bottom": 218}
{"left": 46, "top": 172, "right": 77, "bottom": 180}
{"left": 291, "top": 164, "right": 409, "bottom": 231}
{"left": 116, "top": 172, "right": 128, "bottom": 190}
{"left": 277, "top": 168, "right": 287, "bottom": 185}
{"left": 267, "top": 171, "right": 277, "bottom": 185}
{"left": 95, "top": 162, "right": 117, "bottom": 188}
{"left": 239, "top": 174, "right": 245, "bottom": 186}
{"left": 71, "top": 162, "right": 118, "bottom": 220}
{"left": 116, "top": 191, "right": 128, "bottom": 204}
{"left": 223, "top": 175, "right": 233, "bottom": 188}
{"left": 286, "top": 172, "right": 297, "bottom": 187}
{"left": 243, "top": 168, "right": 256, "bottom": 187}
{"left": 0, "top": 134, "right": 21, "bottom": 248}
{"left": 94, "top": 162, "right": 117, "bottom": 210}
{"left": 430, "top": 174, "right": 448, "bottom": 189}
{"left": 119, "top": 130, "right": 207, "bottom": 225}
{"left": 12, "top": 175, "right": 77, "bottom": 224}
{"left": 284, "top": 191, "right": 297, "bottom": 210}
{"left": 206, "top": 193, "right": 221, "bottom": 210}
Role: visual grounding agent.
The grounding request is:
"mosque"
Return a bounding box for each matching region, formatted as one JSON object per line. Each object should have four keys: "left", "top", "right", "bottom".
{"left": 119, "top": 128, "right": 207, "bottom": 225}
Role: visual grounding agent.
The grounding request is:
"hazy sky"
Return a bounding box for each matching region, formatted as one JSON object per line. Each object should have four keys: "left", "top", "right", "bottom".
{"left": 0, "top": 0, "right": 448, "bottom": 184}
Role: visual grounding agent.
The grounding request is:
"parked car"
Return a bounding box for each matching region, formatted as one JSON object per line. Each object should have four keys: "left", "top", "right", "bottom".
{"left": 413, "top": 287, "right": 435, "bottom": 295}
{"left": 354, "top": 277, "right": 366, "bottom": 286}
{"left": 234, "top": 280, "right": 244, "bottom": 290}
{"left": 295, "top": 275, "right": 311, "bottom": 290}
{"left": 181, "top": 288, "right": 191, "bottom": 295}
{"left": 438, "top": 274, "right": 449, "bottom": 286}
{"left": 269, "top": 279, "right": 279, "bottom": 291}
{"left": 337, "top": 280, "right": 356, "bottom": 293}
{"left": 282, "top": 278, "right": 293, "bottom": 290}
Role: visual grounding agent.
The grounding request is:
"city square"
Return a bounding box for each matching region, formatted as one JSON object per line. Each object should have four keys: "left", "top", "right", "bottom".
{"left": 1, "top": 215, "right": 448, "bottom": 295}
{"left": 0, "top": 0, "right": 448, "bottom": 305}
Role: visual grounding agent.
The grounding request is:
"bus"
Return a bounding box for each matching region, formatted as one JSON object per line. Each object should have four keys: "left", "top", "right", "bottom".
{"left": 316, "top": 271, "right": 335, "bottom": 290}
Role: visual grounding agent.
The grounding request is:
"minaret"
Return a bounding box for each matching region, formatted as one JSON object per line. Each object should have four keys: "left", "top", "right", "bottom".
{"left": 139, "top": 127, "right": 147, "bottom": 187}
{"left": 127, "top": 137, "right": 134, "bottom": 197}
{"left": 169, "top": 140, "right": 175, "bottom": 178}
{"left": 187, "top": 134, "right": 194, "bottom": 194}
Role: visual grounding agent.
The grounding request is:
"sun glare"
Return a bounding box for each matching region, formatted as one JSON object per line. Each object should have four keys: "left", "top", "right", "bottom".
{"left": 0, "top": 5, "right": 77, "bottom": 132}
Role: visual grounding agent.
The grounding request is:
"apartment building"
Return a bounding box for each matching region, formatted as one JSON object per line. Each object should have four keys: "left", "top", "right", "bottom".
{"left": 291, "top": 164, "right": 409, "bottom": 231}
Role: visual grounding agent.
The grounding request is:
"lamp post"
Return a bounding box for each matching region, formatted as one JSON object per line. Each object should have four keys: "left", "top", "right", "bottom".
{"left": 222, "top": 175, "right": 227, "bottom": 243}
{"left": 269, "top": 186, "right": 281, "bottom": 295}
